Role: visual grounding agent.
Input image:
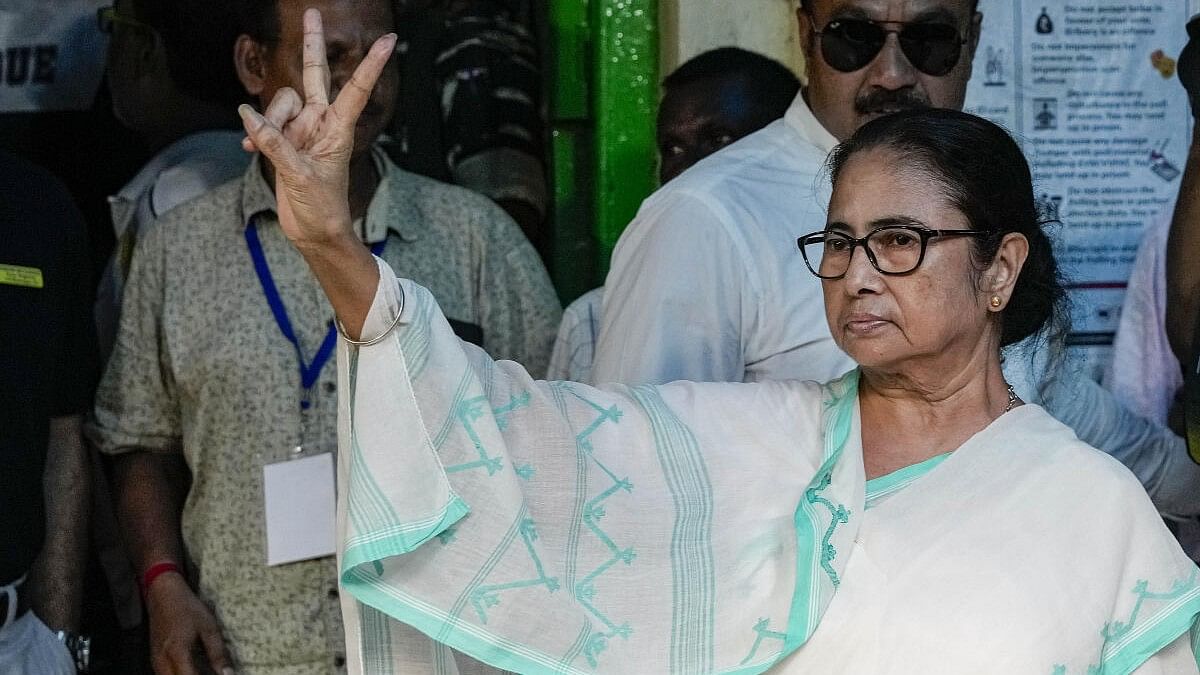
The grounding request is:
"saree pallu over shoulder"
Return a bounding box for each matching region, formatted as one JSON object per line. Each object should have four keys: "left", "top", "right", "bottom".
{"left": 336, "top": 259, "right": 865, "bottom": 674}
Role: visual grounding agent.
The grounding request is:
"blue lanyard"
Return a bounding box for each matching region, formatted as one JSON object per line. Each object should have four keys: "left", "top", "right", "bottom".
{"left": 245, "top": 218, "right": 386, "bottom": 410}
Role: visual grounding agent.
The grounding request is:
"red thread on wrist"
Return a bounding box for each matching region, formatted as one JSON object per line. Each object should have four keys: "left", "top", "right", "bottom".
{"left": 140, "top": 561, "right": 182, "bottom": 598}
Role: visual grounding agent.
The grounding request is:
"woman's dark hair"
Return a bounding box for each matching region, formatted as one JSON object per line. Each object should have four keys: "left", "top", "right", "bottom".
{"left": 826, "top": 108, "right": 1066, "bottom": 348}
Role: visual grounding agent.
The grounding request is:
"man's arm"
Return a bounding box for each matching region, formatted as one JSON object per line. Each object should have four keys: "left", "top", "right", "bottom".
{"left": 1168, "top": 16, "right": 1200, "bottom": 362}
{"left": 591, "top": 192, "right": 751, "bottom": 385}
{"left": 90, "top": 177, "right": 234, "bottom": 675}
{"left": 110, "top": 452, "right": 188, "bottom": 578}
{"left": 1166, "top": 127, "right": 1200, "bottom": 362}
{"left": 1040, "top": 374, "right": 1200, "bottom": 518}
{"left": 108, "top": 450, "right": 233, "bottom": 675}
{"left": 27, "top": 415, "right": 90, "bottom": 632}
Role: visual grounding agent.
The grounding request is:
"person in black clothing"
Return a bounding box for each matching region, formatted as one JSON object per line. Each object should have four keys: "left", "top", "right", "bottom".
{"left": 1170, "top": 16, "right": 1200, "bottom": 459}
{"left": 0, "top": 151, "right": 98, "bottom": 673}
{"left": 385, "top": 0, "right": 548, "bottom": 253}
{"left": 1171, "top": 16, "right": 1200, "bottom": 366}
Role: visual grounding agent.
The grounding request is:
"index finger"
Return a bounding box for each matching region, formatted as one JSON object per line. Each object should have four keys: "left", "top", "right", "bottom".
{"left": 302, "top": 8, "right": 331, "bottom": 106}
{"left": 329, "top": 32, "right": 396, "bottom": 129}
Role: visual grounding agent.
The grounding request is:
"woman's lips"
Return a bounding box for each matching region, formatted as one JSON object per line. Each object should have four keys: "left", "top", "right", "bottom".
{"left": 844, "top": 313, "right": 890, "bottom": 335}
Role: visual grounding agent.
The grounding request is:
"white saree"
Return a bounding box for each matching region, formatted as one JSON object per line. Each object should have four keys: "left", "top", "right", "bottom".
{"left": 336, "top": 260, "right": 1200, "bottom": 674}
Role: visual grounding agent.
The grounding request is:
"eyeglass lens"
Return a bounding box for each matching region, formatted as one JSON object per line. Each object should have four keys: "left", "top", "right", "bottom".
{"left": 802, "top": 228, "right": 926, "bottom": 277}
{"left": 820, "top": 19, "right": 962, "bottom": 76}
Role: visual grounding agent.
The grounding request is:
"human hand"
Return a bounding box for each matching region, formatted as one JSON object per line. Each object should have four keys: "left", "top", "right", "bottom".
{"left": 145, "top": 573, "right": 234, "bottom": 675}
{"left": 238, "top": 9, "right": 397, "bottom": 251}
{"left": 1179, "top": 14, "right": 1200, "bottom": 119}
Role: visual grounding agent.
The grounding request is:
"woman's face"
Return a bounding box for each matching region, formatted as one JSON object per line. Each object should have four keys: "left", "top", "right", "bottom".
{"left": 821, "top": 148, "right": 995, "bottom": 371}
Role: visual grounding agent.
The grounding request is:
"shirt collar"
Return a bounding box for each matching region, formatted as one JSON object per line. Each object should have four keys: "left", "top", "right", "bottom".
{"left": 238, "top": 145, "right": 419, "bottom": 243}
{"left": 784, "top": 91, "right": 840, "bottom": 156}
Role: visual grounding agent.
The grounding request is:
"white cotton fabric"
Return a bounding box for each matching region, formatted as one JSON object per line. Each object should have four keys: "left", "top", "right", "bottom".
{"left": 337, "top": 260, "right": 1200, "bottom": 674}
{"left": 546, "top": 287, "right": 603, "bottom": 382}
{"left": 1106, "top": 217, "right": 1184, "bottom": 426}
{"left": 0, "top": 612, "right": 75, "bottom": 675}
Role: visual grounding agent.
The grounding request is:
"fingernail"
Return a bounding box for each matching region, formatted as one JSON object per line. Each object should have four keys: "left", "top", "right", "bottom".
{"left": 237, "top": 103, "right": 261, "bottom": 129}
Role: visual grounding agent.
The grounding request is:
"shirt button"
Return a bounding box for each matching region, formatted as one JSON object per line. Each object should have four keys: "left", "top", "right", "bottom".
{"left": 327, "top": 587, "right": 339, "bottom": 599}
{"left": 334, "top": 654, "right": 346, "bottom": 667}
{"left": 324, "top": 382, "right": 337, "bottom": 393}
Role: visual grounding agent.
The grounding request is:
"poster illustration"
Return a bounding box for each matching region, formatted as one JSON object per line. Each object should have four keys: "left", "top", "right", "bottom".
{"left": 966, "top": 1, "right": 1199, "bottom": 370}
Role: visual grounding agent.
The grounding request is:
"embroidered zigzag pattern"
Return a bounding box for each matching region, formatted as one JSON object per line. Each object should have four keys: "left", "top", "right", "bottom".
{"left": 444, "top": 391, "right": 531, "bottom": 475}
{"left": 563, "top": 386, "right": 635, "bottom": 668}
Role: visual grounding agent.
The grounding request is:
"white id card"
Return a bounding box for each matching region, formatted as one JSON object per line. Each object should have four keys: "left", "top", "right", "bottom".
{"left": 263, "top": 453, "right": 336, "bottom": 566}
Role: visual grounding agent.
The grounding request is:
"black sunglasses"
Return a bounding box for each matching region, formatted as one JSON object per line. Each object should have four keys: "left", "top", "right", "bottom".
{"left": 810, "top": 15, "right": 967, "bottom": 76}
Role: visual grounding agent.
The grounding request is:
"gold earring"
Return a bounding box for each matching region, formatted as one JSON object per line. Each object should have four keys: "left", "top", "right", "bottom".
{"left": 990, "top": 295, "right": 1003, "bottom": 308}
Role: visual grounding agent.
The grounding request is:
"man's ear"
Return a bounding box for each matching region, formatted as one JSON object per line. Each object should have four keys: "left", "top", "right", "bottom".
{"left": 796, "top": 5, "right": 815, "bottom": 58}
{"left": 985, "top": 232, "right": 1030, "bottom": 309}
{"left": 234, "top": 35, "right": 267, "bottom": 98}
{"left": 123, "top": 26, "right": 161, "bottom": 80}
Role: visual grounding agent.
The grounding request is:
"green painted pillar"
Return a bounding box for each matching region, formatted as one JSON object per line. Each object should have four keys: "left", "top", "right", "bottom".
{"left": 548, "top": 0, "right": 597, "bottom": 302}
{"left": 591, "top": 0, "right": 659, "bottom": 272}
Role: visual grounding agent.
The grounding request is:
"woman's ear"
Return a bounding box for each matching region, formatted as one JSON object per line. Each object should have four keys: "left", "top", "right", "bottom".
{"left": 985, "top": 232, "right": 1029, "bottom": 310}
{"left": 234, "top": 35, "right": 267, "bottom": 98}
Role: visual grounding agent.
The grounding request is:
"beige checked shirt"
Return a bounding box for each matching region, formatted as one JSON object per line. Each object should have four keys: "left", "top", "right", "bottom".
{"left": 91, "top": 150, "right": 559, "bottom": 674}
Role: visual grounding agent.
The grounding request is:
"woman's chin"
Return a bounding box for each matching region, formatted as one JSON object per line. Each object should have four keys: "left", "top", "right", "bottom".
{"left": 839, "top": 336, "right": 905, "bottom": 370}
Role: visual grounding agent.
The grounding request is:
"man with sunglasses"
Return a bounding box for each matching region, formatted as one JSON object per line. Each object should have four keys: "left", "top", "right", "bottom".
{"left": 592, "top": 0, "right": 982, "bottom": 386}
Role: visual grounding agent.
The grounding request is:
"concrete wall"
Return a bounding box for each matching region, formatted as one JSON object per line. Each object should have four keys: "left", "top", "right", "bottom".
{"left": 659, "top": 0, "right": 805, "bottom": 81}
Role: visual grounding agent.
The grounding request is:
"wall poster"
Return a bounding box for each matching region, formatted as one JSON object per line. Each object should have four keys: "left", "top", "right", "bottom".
{"left": 966, "top": 0, "right": 1199, "bottom": 374}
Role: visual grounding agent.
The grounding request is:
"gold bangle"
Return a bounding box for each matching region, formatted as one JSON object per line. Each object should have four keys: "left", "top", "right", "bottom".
{"left": 335, "top": 284, "right": 405, "bottom": 346}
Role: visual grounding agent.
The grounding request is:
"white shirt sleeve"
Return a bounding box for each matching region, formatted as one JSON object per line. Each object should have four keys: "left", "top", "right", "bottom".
{"left": 591, "top": 191, "right": 755, "bottom": 385}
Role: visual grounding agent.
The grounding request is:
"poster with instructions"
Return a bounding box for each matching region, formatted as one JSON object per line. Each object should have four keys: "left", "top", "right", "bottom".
{"left": 965, "top": 0, "right": 1200, "bottom": 374}
{"left": 0, "top": 0, "right": 108, "bottom": 113}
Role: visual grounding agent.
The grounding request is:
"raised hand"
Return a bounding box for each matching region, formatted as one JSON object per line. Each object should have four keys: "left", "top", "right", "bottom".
{"left": 238, "top": 8, "right": 396, "bottom": 249}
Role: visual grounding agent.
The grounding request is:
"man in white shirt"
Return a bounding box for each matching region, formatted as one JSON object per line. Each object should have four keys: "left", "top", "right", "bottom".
{"left": 592, "top": 0, "right": 982, "bottom": 385}
{"left": 547, "top": 47, "right": 801, "bottom": 381}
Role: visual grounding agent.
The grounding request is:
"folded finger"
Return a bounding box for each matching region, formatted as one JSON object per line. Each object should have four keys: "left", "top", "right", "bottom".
{"left": 330, "top": 33, "right": 396, "bottom": 129}
{"left": 263, "top": 87, "right": 303, "bottom": 131}
{"left": 238, "top": 104, "right": 304, "bottom": 176}
{"left": 302, "top": 8, "right": 331, "bottom": 106}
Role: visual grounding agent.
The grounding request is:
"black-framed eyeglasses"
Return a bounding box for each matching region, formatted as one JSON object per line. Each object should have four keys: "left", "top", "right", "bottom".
{"left": 808, "top": 13, "right": 967, "bottom": 76}
{"left": 797, "top": 225, "right": 988, "bottom": 279}
{"left": 97, "top": 6, "right": 152, "bottom": 34}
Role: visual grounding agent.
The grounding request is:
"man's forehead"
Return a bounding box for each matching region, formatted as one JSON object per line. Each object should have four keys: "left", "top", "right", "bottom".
{"left": 276, "top": 0, "right": 393, "bottom": 32}
{"left": 809, "top": 0, "right": 974, "bottom": 21}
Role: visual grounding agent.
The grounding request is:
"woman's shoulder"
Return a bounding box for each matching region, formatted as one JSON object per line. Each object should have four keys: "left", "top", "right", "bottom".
{"left": 997, "top": 403, "right": 1156, "bottom": 503}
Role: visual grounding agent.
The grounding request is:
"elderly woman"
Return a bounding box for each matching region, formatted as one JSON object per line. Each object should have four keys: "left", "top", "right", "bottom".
{"left": 240, "top": 13, "right": 1200, "bottom": 674}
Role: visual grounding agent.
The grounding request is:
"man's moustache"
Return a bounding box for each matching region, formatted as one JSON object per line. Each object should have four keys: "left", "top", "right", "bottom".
{"left": 854, "top": 90, "right": 930, "bottom": 115}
